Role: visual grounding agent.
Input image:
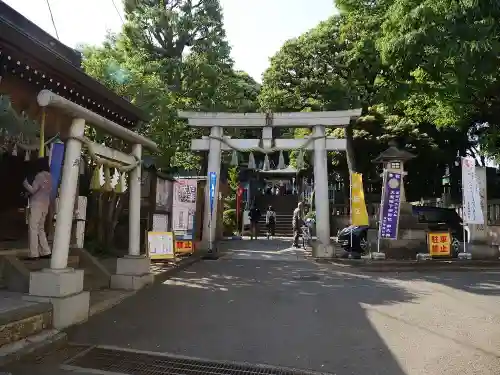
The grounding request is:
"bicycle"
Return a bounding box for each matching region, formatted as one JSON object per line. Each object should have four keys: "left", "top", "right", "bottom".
{"left": 301, "top": 218, "right": 314, "bottom": 249}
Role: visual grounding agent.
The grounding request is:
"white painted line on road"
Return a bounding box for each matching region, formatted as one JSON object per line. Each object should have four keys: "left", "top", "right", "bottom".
{"left": 60, "top": 364, "right": 127, "bottom": 375}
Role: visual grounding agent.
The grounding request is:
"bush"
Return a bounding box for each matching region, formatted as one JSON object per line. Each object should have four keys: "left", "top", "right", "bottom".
{"left": 305, "top": 210, "right": 316, "bottom": 220}
{"left": 223, "top": 208, "right": 237, "bottom": 235}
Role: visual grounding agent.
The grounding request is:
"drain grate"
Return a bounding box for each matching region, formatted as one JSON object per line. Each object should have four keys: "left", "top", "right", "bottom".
{"left": 62, "top": 346, "right": 327, "bottom": 375}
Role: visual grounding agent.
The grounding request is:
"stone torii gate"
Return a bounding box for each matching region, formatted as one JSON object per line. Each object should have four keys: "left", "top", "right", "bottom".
{"left": 25, "top": 90, "right": 159, "bottom": 329}
{"left": 179, "top": 110, "right": 362, "bottom": 258}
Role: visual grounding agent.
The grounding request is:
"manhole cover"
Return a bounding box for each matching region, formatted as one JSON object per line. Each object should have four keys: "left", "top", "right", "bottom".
{"left": 292, "top": 275, "right": 320, "bottom": 281}
{"left": 62, "top": 346, "right": 328, "bottom": 375}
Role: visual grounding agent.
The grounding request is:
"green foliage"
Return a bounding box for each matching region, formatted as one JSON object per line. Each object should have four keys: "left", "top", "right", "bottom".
{"left": 224, "top": 166, "right": 238, "bottom": 210}
{"left": 305, "top": 210, "right": 315, "bottom": 220}
{"left": 81, "top": 0, "right": 260, "bottom": 173}
{"left": 259, "top": 0, "right": 500, "bottom": 200}
{"left": 80, "top": 0, "right": 500, "bottom": 205}
{"left": 222, "top": 208, "right": 236, "bottom": 235}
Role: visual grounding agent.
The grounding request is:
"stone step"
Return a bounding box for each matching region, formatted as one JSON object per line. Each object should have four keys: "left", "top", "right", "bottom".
{"left": 0, "top": 298, "right": 53, "bottom": 350}
{"left": 22, "top": 256, "right": 80, "bottom": 272}
{"left": 0, "top": 329, "right": 67, "bottom": 367}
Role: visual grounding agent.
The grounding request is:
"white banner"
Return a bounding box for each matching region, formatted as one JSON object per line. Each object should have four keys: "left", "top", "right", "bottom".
{"left": 461, "top": 157, "right": 484, "bottom": 224}
{"left": 172, "top": 179, "right": 197, "bottom": 233}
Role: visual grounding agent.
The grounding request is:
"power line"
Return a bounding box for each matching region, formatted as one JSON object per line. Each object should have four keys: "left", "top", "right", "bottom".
{"left": 44, "top": 0, "right": 60, "bottom": 40}
{"left": 111, "top": 0, "right": 125, "bottom": 25}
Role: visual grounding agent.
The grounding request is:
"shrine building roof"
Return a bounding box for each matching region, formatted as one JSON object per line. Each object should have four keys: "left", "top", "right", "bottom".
{"left": 0, "top": 2, "right": 147, "bottom": 128}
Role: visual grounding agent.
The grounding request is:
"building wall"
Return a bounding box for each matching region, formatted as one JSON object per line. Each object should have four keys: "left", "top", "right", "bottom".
{"left": 0, "top": 75, "right": 73, "bottom": 243}
{"left": 1, "top": 75, "right": 72, "bottom": 139}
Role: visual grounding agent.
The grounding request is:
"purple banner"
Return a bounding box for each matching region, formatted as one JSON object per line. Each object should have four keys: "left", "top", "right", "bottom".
{"left": 379, "top": 171, "right": 402, "bottom": 240}
{"left": 49, "top": 142, "right": 65, "bottom": 201}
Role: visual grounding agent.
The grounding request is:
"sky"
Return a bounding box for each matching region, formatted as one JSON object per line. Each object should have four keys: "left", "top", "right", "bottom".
{"left": 2, "top": 0, "right": 337, "bottom": 81}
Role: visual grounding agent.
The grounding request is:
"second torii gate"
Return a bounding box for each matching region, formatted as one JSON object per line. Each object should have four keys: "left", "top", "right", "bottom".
{"left": 179, "top": 110, "right": 362, "bottom": 258}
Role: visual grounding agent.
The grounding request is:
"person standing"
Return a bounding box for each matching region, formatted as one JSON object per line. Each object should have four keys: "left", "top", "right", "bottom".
{"left": 265, "top": 205, "right": 276, "bottom": 239}
{"left": 292, "top": 201, "right": 304, "bottom": 248}
{"left": 248, "top": 203, "right": 261, "bottom": 240}
{"left": 23, "top": 157, "right": 53, "bottom": 259}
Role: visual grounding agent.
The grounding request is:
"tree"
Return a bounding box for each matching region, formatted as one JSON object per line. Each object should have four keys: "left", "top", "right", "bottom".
{"left": 377, "top": 0, "right": 500, "bottom": 161}
{"left": 259, "top": 12, "right": 469, "bottom": 202}
{"left": 123, "top": 0, "right": 232, "bottom": 94}
{"left": 80, "top": 1, "right": 261, "bottom": 251}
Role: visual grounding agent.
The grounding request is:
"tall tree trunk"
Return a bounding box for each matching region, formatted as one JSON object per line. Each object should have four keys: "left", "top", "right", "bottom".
{"left": 345, "top": 123, "right": 357, "bottom": 173}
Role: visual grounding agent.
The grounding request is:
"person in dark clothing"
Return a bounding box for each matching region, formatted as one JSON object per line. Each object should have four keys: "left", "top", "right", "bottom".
{"left": 248, "top": 203, "right": 261, "bottom": 240}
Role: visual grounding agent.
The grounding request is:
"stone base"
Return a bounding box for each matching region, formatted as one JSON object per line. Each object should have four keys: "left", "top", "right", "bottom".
{"left": 416, "top": 253, "right": 432, "bottom": 261}
{"left": 116, "top": 256, "right": 151, "bottom": 275}
{"left": 24, "top": 292, "right": 90, "bottom": 329}
{"left": 468, "top": 243, "right": 499, "bottom": 259}
{"left": 312, "top": 242, "right": 334, "bottom": 258}
{"left": 29, "top": 268, "right": 84, "bottom": 297}
{"left": 23, "top": 268, "right": 89, "bottom": 329}
{"left": 371, "top": 252, "right": 386, "bottom": 260}
{"left": 458, "top": 252, "right": 473, "bottom": 260}
{"left": 110, "top": 273, "right": 154, "bottom": 290}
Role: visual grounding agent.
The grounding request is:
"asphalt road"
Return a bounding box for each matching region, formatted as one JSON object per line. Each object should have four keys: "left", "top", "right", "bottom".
{"left": 7, "top": 239, "right": 500, "bottom": 374}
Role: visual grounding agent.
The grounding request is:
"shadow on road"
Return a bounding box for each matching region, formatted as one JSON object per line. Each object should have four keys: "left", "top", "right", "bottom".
{"left": 66, "top": 256, "right": 419, "bottom": 375}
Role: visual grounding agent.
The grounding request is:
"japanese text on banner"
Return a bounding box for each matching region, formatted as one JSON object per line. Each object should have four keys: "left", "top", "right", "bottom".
{"left": 461, "top": 157, "right": 484, "bottom": 225}
{"left": 379, "top": 171, "right": 402, "bottom": 240}
{"left": 350, "top": 172, "right": 369, "bottom": 226}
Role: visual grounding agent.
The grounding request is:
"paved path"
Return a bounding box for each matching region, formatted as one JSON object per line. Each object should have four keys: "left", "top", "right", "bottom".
{"left": 6, "top": 239, "right": 500, "bottom": 374}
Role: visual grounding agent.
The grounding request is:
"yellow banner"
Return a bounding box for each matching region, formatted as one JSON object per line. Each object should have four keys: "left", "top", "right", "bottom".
{"left": 351, "top": 172, "right": 369, "bottom": 226}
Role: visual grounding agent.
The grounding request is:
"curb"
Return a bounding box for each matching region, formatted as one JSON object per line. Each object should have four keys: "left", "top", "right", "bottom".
{"left": 0, "top": 330, "right": 67, "bottom": 367}
{"left": 152, "top": 253, "right": 204, "bottom": 284}
{"left": 319, "top": 259, "right": 500, "bottom": 272}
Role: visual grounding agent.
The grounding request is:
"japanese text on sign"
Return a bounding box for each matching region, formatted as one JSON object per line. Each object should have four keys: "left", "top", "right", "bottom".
{"left": 176, "top": 184, "right": 196, "bottom": 203}
{"left": 175, "top": 240, "right": 194, "bottom": 254}
{"left": 172, "top": 179, "right": 198, "bottom": 233}
{"left": 428, "top": 232, "right": 451, "bottom": 256}
{"left": 379, "top": 172, "right": 402, "bottom": 239}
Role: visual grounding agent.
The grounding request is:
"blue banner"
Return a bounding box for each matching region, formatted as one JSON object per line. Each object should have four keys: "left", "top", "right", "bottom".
{"left": 209, "top": 172, "right": 216, "bottom": 216}
{"left": 379, "top": 171, "right": 402, "bottom": 240}
{"left": 49, "top": 141, "right": 65, "bottom": 200}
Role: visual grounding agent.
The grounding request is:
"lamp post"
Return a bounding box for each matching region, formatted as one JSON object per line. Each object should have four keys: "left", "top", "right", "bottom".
{"left": 441, "top": 166, "right": 451, "bottom": 207}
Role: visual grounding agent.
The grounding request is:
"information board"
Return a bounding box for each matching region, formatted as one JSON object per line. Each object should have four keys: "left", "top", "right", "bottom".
{"left": 175, "top": 239, "right": 194, "bottom": 255}
{"left": 147, "top": 231, "right": 175, "bottom": 260}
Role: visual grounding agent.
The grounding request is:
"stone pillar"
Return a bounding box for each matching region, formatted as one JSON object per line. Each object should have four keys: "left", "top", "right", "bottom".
{"left": 202, "top": 126, "right": 222, "bottom": 251}
{"left": 312, "top": 125, "right": 333, "bottom": 257}
{"left": 111, "top": 143, "right": 153, "bottom": 290}
{"left": 51, "top": 119, "right": 85, "bottom": 269}
{"left": 262, "top": 126, "right": 273, "bottom": 150}
{"left": 74, "top": 196, "right": 87, "bottom": 248}
{"left": 128, "top": 143, "right": 142, "bottom": 256}
{"left": 24, "top": 118, "right": 90, "bottom": 329}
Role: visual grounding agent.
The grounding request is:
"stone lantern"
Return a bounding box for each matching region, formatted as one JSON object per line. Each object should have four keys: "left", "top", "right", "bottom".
{"left": 372, "top": 140, "right": 416, "bottom": 206}
{"left": 369, "top": 141, "right": 426, "bottom": 259}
